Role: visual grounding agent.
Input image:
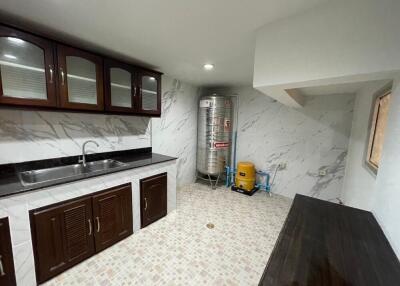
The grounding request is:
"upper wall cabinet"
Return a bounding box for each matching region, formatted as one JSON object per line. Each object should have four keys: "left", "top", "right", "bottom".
{"left": 0, "top": 26, "right": 57, "bottom": 107}
{"left": 57, "top": 44, "right": 104, "bottom": 111}
{"left": 104, "top": 59, "right": 136, "bottom": 113}
{"left": 0, "top": 24, "right": 162, "bottom": 116}
{"left": 138, "top": 70, "right": 161, "bottom": 116}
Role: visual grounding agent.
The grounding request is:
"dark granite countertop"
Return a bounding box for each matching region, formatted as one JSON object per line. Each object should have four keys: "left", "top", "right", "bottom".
{"left": 0, "top": 148, "right": 176, "bottom": 198}
{"left": 259, "top": 194, "right": 400, "bottom": 286}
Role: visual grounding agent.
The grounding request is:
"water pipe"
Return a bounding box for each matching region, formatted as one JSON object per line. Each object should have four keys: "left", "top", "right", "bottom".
{"left": 225, "top": 166, "right": 230, "bottom": 187}
{"left": 228, "top": 94, "right": 239, "bottom": 186}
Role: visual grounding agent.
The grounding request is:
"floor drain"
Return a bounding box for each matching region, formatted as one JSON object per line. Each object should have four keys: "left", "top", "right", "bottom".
{"left": 206, "top": 223, "right": 215, "bottom": 229}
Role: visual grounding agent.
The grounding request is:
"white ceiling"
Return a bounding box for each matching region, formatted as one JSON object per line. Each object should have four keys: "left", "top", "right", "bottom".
{"left": 0, "top": 0, "right": 326, "bottom": 87}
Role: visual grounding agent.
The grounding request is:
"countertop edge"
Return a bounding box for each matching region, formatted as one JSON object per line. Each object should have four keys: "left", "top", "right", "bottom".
{"left": 0, "top": 154, "right": 177, "bottom": 199}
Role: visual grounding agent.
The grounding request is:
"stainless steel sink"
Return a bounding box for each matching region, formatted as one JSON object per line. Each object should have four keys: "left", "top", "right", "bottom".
{"left": 19, "top": 159, "right": 126, "bottom": 186}
{"left": 85, "top": 159, "right": 126, "bottom": 172}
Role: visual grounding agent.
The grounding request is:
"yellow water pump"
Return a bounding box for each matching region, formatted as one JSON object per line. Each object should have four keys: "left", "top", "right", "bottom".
{"left": 235, "top": 161, "right": 256, "bottom": 192}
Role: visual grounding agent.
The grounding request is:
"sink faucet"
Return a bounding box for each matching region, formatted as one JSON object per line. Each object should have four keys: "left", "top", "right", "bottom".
{"left": 79, "top": 140, "right": 99, "bottom": 167}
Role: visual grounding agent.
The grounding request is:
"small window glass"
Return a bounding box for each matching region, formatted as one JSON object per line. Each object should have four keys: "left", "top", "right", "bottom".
{"left": 367, "top": 91, "right": 391, "bottom": 171}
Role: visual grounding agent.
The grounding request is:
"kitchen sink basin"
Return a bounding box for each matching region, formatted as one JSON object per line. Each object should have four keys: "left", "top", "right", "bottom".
{"left": 85, "top": 159, "right": 126, "bottom": 172}
{"left": 19, "top": 159, "right": 126, "bottom": 186}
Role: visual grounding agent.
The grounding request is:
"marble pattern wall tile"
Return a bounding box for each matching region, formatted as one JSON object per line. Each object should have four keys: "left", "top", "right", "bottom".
{"left": 0, "top": 109, "right": 151, "bottom": 164}
{"left": 207, "top": 87, "right": 354, "bottom": 201}
{"left": 152, "top": 76, "right": 200, "bottom": 187}
{"left": 0, "top": 160, "right": 177, "bottom": 286}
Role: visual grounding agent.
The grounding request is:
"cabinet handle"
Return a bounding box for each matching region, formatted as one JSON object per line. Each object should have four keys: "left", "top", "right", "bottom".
{"left": 96, "top": 217, "right": 100, "bottom": 233}
{"left": 0, "top": 255, "right": 5, "bottom": 277}
{"left": 133, "top": 86, "right": 137, "bottom": 97}
{"left": 144, "top": 197, "right": 148, "bottom": 211}
{"left": 88, "top": 219, "right": 92, "bottom": 236}
{"left": 60, "top": 67, "right": 65, "bottom": 86}
{"left": 48, "top": 65, "right": 54, "bottom": 84}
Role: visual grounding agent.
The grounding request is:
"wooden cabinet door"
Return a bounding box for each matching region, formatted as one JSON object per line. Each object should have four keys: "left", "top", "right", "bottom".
{"left": 31, "top": 197, "right": 95, "bottom": 284}
{"left": 140, "top": 173, "right": 167, "bottom": 228}
{"left": 0, "top": 218, "right": 16, "bottom": 286}
{"left": 136, "top": 69, "right": 161, "bottom": 116}
{"left": 92, "top": 184, "right": 133, "bottom": 252}
{"left": 57, "top": 44, "right": 104, "bottom": 111}
{"left": 104, "top": 58, "right": 137, "bottom": 113}
{"left": 0, "top": 25, "right": 57, "bottom": 107}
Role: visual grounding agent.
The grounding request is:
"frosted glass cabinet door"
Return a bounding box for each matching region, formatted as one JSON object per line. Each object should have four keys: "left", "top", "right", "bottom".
{"left": 57, "top": 44, "right": 104, "bottom": 111}
{"left": 0, "top": 26, "right": 57, "bottom": 107}
{"left": 110, "top": 68, "right": 132, "bottom": 107}
{"left": 139, "top": 71, "right": 161, "bottom": 115}
{"left": 104, "top": 59, "right": 134, "bottom": 112}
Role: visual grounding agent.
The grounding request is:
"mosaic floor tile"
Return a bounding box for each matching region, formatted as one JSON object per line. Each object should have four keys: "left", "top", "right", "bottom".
{"left": 43, "top": 183, "right": 291, "bottom": 286}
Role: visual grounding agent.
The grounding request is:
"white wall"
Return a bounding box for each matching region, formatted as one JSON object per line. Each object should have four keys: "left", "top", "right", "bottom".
{"left": 152, "top": 76, "right": 200, "bottom": 187}
{"left": 255, "top": 0, "right": 400, "bottom": 259}
{"left": 340, "top": 78, "right": 400, "bottom": 258}
{"left": 373, "top": 79, "right": 400, "bottom": 258}
{"left": 341, "top": 80, "right": 390, "bottom": 210}
{"left": 206, "top": 86, "right": 354, "bottom": 200}
{"left": 253, "top": 0, "right": 400, "bottom": 102}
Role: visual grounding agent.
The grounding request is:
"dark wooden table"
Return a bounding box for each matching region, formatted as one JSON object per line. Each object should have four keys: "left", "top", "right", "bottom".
{"left": 259, "top": 194, "right": 400, "bottom": 286}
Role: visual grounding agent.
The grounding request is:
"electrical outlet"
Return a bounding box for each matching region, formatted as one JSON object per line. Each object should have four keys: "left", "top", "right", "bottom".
{"left": 278, "top": 162, "right": 287, "bottom": 170}
{"left": 319, "top": 169, "right": 327, "bottom": 176}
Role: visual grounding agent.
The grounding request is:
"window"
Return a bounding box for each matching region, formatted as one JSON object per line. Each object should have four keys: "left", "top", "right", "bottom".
{"left": 367, "top": 90, "right": 391, "bottom": 171}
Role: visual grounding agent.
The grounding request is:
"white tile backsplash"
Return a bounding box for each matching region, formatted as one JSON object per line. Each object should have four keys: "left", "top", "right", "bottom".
{"left": 0, "top": 109, "right": 151, "bottom": 164}
{"left": 0, "top": 75, "right": 200, "bottom": 188}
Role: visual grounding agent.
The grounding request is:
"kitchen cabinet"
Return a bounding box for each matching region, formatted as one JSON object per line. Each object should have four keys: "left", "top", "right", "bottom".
{"left": 0, "top": 24, "right": 162, "bottom": 116}
{"left": 104, "top": 59, "right": 136, "bottom": 113}
{"left": 0, "top": 25, "right": 57, "bottom": 107}
{"left": 31, "top": 197, "right": 95, "bottom": 283}
{"left": 137, "top": 70, "right": 161, "bottom": 116}
{"left": 105, "top": 61, "right": 162, "bottom": 116}
{"left": 92, "top": 184, "right": 133, "bottom": 251}
{"left": 140, "top": 173, "right": 167, "bottom": 228}
{"left": 30, "top": 183, "right": 133, "bottom": 284}
{"left": 57, "top": 44, "right": 104, "bottom": 111}
{"left": 0, "top": 217, "right": 16, "bottom": 286}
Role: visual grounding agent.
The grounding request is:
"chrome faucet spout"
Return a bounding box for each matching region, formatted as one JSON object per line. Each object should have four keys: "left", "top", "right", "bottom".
{"left": 80, "top": 140, "right": 99, "bottom": 167}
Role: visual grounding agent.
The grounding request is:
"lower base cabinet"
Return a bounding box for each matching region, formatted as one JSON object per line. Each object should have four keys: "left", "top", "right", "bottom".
{"left": 31, "top": 197, "right": 95, "bottom": 283}
{"left": 92, "top": 184, "right": 133, "bottom": 252}
{"left": 30, "top": 183, "right": 133, "bottom": 284}
{"left": 0, "top": 217, "right": 17, "bottom": 286}
{"left": 140, "top": 173, "right": 167, "bottom": 228}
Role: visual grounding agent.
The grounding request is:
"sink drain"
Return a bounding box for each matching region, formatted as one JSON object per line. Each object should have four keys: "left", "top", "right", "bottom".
{"left": 206, "top": 223, "right": 215, "bottom": 229}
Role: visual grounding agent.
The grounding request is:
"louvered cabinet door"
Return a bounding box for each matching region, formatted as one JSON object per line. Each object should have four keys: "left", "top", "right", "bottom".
{"left": 0, "top": 217, "right": 16, "bottom": 286}
{"left": 92, "top": 184, "right": 133, "bottom": 252}
{"left": 31, "top": 197, "right": 95, "bottom": 284}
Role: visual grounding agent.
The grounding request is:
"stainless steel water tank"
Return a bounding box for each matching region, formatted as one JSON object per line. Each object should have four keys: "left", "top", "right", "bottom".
{"left": 197, "top": 95, "right": 233, "bottom": 176}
